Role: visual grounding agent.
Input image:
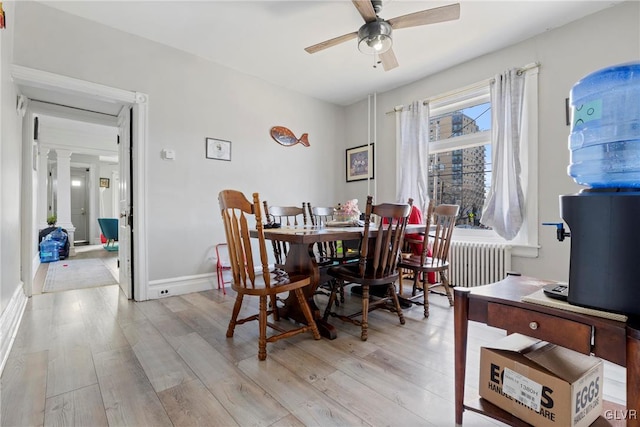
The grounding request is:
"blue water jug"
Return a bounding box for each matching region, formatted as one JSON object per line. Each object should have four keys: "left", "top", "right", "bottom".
{"left": 40, "top": 235, "right": 60, "bottom": 263}
{"left": 49, "top": 227, "right": 68, "bottom": 258}
{"left": 568, "top": 61, "right": 640, "bottom": 188}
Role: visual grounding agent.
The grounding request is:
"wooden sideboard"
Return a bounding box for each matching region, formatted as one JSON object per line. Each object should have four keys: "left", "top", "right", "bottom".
{"left": 454, "top": 275, "right": 639, "bottom": 426}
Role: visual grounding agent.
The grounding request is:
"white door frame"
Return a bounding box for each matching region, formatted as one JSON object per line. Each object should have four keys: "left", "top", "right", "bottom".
{"left": 12, "top": 65, "right": 149, "bottom": 301}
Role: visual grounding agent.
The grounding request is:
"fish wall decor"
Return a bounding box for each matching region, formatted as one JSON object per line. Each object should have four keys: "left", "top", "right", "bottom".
{"left": 270, "top": 126, "right": 310, "bottom": 147}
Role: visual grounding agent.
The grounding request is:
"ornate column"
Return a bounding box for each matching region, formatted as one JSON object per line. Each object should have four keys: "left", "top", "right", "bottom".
{"left": 55, "top": 149, "right": 76, "bottom": 256}
{"left": 37, "top": 146, "right": 50, "bottom": 230}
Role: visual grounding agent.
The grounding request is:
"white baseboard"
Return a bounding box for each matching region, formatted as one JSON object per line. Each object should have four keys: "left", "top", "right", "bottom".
{"left": 148, "top": 272, "right": 216, "bottom": 300}
{"left": 0, "top": 284, "right": 28, "bottom": 376}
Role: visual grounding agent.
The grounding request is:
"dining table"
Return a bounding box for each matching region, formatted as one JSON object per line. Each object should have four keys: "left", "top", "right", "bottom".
{"left": 251, "top": 223, "right": 425, "bottom": 339}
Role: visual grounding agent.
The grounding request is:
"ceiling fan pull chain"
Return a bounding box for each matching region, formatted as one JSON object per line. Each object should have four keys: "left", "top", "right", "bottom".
{"left": 373, "top": 52, "right": 382, "bottom": 69}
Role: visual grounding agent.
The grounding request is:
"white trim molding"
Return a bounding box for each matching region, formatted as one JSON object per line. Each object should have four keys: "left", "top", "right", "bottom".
{"left": 148, "top": 273, "right": 216, "bottom": 300}
{"left": 0, "top": 285, "right": 28, "bottom": 375}
{"left": 11, "top": 65, "right": 137, "bottom": 105}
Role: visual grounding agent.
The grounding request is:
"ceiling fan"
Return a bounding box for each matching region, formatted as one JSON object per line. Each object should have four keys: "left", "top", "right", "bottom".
{"left": 305, "top": 0, "right": 460, "bottom": 71}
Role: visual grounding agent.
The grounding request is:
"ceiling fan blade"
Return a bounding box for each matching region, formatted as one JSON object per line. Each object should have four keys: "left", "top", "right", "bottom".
{"left": 305, "top": 31, "right": 358, "bottom": 54}
{"left": 380, "top": 48, "right": 399, "bottom": 71}
{"left": 352, "top": 0, "right": 377, "bottom": 23}
{"left": 388, "top": 3, "right": 460, "bottom": 30}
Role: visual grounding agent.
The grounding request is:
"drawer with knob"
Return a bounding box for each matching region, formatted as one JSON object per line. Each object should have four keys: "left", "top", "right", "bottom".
{"left": 486, "top": 302, "right": 592, "bottom": 354}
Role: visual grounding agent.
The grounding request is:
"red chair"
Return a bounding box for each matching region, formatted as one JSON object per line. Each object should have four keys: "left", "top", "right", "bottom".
{"left": 215, "top": 243, "right": 231, "bottom": 294}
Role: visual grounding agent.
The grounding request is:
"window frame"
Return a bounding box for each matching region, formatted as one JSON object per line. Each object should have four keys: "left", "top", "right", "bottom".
{"left": 423, "top": 71, "right": 540, "bottom": 257}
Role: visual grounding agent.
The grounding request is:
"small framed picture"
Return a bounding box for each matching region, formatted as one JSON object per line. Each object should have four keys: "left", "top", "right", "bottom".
{"left": 346, "top": 144, "right": 374, "bottom": 182}
{"left": 100, "top": 178, "right": 110, "bottom": 188}
{"left": 206, "top": 138, "right": 232, "bottom": 161}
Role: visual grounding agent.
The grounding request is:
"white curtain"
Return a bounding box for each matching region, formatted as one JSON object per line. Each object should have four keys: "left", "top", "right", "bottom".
{"left": 396, "top": 101, "right": 430, "bottom": 214}
{"left": 481, "top": 68, "right": 527, "bottom": 240}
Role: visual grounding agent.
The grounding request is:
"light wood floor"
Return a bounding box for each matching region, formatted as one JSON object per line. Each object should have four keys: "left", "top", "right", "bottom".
{"left": 1, "top": 274, "right": 626, "bottom": 426}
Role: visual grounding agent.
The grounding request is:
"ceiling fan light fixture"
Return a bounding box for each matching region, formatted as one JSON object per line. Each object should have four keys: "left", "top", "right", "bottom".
{"left": 358, "top": 19, "right": 392, "bottom": 55}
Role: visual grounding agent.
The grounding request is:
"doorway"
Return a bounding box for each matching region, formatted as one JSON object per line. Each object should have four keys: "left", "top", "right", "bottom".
{"left": 70, "top": 167, "right": 90, "bottom": 245}
{"left": 13, "top": 64, "right": 149, "bottom": 301}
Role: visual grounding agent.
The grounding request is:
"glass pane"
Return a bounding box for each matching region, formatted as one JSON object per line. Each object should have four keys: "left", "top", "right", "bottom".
{"left": 428, "top": 145, "right": 492, "bottom": 229}
{"left": 429, "top": 102, "right": 491, "bottom": 142}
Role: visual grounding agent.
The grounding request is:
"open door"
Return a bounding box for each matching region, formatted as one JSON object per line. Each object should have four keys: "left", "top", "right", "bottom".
{"left": 117, "top": 106, "right": 133, "bottom": 298}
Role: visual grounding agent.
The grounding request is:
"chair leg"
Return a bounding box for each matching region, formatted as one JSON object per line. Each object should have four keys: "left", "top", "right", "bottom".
{"left": 322, "top": 280, "right": 340, "bottom": 321}
{"left": 294, "top": 288, "right": 321, "bottom": 340}
{"left": 258, "top": 295, "right": 268, "bottom": 361}
{"left": 422, "top": 275, "right": 430, "bottom": 318}
{"left": 441, "top": 271, "right": 454, "bottom": 306}
{"left": 269, "top": 294, "right": 280, "bottom": 321}
{"left": 221, "top": 273, "right": 227, "bottom": 295}
{"left": 412, "top": 272, "right": 421, "bottom": 297}
{"left": 216, "top": 266, "right": 225, "bottom": 294}
{"left": 227, "top": 294, "right": 244, "bottom": 337}
{"left": 388, "top": 283, "right": 406, "bottom": 325}
{"left": 361, "top": 285, "right": 369, "bottom": 341}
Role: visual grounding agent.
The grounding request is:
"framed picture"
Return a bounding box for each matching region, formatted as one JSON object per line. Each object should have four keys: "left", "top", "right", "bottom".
{"left": 346, "top": 144, "right": 374, "bottom": 182}
{"left": 206, "top": 137, "right": 232, "bottom": 161}
{"left": 100, "top": 178, "right": 110, "bottom": 188}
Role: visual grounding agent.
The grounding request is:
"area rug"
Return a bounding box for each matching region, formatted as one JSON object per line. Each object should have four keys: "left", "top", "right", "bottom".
{"left": 43, "top": 258, "right": 117, "bottom": 292}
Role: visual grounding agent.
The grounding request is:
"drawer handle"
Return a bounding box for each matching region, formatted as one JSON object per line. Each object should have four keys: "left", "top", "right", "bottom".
{"left": 529, "top": 321, "right": 538, "bottom": 330}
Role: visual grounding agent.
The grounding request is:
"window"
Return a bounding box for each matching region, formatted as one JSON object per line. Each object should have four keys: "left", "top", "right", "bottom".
{"left": 398, "top": 68, "right": 540, "bottom": 256}
{"left": 428, "top": 84, "right": 492, "bottom": 230}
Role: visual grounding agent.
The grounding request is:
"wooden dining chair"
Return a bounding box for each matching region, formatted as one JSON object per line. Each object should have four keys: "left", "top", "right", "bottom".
{"left": 263, "top": 201, "right": 307, "bottom": 268}
{"left": 219, "top": 190, "right": 320, "bottom": 360}
{"left": 306, "top": 204, "right": 360, "bottom": 306}
{"left": 397, "top": 203, "right": 460, "bottom": 318}
{"left": 323, "top": 196, "right": 411, "bottom": 341}
{"left": 306, "top": 204, "right": 361, "bottom": 264}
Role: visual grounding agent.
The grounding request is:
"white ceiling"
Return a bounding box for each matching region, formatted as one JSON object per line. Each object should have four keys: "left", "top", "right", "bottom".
{"left": 38, "top": 0, "right": 621, "bottom": 106}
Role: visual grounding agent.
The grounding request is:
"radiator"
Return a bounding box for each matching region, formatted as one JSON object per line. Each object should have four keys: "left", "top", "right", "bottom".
{"left": 448, "top": 241, "right": 512, "bottom": 287}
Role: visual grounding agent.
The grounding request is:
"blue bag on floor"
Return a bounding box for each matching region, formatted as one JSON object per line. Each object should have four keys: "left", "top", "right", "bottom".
{"left": 40, "top": 234, "right": 60, "bottom": 263}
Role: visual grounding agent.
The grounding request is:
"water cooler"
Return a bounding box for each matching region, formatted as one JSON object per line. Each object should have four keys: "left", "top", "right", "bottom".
{"left": 560, "top": 61, "right": 640, "bottom": 317}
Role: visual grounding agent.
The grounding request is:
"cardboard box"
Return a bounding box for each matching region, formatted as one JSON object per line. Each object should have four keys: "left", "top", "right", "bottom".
{"left": 479, "top": 333, "right": 603, "bottom": 427}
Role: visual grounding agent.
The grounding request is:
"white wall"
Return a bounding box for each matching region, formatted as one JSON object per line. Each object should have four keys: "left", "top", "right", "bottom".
{"left": 12, "top": 1, "right": 346, "bottom": 283}
{"left": 341, "top": 1, "right": 640, "bottom": 282}
{"left": 1, "top": 1, "right": 23, "bottom": 314}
